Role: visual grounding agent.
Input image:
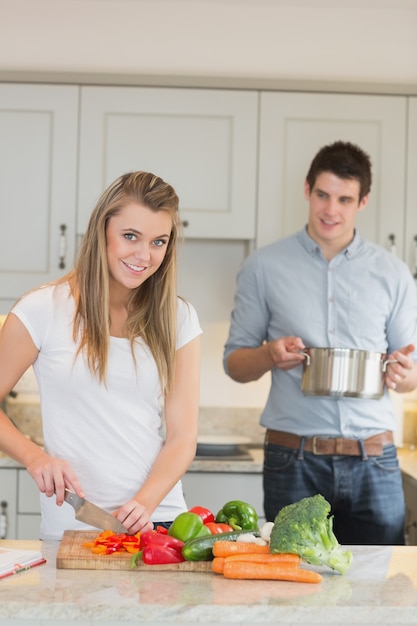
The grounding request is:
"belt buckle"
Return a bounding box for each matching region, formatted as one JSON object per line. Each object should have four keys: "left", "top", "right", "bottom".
{"left": 312, "top": 436, "right": 321, "bottom": 455}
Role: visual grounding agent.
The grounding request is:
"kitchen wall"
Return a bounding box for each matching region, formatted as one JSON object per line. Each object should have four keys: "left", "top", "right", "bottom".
{"left": 1, "top": 0, "right": 416, "bottom": 411}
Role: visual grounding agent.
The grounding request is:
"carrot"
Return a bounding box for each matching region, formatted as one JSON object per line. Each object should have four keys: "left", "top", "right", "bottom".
{"left": 212, "top": 541, "right": 270, "bottom": 557}
{"left": 223, "top": 552, "right": 300, "bottom": 566}
{"left": 222, "top": 561, "right": 323, "bottom": 583}
{"left": 212, "top": 557, "right": 225, "bottom": 574}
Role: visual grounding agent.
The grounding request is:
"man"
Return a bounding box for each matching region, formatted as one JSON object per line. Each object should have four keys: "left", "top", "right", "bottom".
{"left": 223, "top": 140, "right": 417, "bottom": 545}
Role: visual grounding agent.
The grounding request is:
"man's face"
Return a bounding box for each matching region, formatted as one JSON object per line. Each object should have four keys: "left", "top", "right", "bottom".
{"left": 305, "top": 171, "right": 369, "bottom": 256}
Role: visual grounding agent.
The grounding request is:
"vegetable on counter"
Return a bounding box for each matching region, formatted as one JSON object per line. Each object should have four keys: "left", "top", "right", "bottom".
{"left": 182, "top": 529, "right": 261, "bottom": 561}
{"left": 211, "top": 545, "right": 321, "bottom": 583}
{"left": 188, "top": 506, "right": 215, "bottom": 524}
{"left": 82, "top": 530, "right": 141, "bottom": 555}
{"left": 168, "top": 511, "right": 211, "bottom": 542}
{"left": 130, "top": 531, "right": 186, "bottom": 567}
{"left": 215, "top": 500, "right": 259, "bottom": 531}
{"left": 204, "top": 522, "right": 234, "bottom": 534}
{"left": 212, "top": 540, "right": 270, "bottom": 557}
{"left": 221, "top": 561, "right": 323, "bottom": 583}
{"left": 269, "top": 493, "right": 353, "bottom": 575}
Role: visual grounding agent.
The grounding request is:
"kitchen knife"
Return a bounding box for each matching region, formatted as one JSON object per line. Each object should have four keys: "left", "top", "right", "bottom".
{"left": 64, "top": 489, "right": 127, "bottom": 534}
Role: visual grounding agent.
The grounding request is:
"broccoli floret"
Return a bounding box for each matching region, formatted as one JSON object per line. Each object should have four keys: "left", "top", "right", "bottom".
{"left": 269, "top": 494, "right": 352, "bottom": 575}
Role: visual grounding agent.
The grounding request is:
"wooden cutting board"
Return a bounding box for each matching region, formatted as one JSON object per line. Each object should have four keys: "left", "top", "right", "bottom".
{"left": 56, "top": 530, "right": 213, "bottom": 571}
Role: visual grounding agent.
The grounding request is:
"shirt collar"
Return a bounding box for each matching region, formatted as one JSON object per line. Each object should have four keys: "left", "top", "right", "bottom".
{"left": 297, "top": 226, "right": 362, "bottom": 259}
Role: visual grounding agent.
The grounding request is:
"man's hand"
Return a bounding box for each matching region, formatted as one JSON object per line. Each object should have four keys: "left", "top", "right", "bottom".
{"left": 268, "top": 336, "right": 307, "bottom": 371}
{"left": 384, "top": 344, "right": 417, "bottom": 393}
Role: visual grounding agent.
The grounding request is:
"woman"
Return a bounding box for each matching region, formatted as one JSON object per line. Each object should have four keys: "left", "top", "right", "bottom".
{"left": 0, "top": 171, "right": 201, "bottom": 540}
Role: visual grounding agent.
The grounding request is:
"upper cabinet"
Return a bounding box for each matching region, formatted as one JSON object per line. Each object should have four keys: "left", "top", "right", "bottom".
{"left": 405, "top": 97, "right": 417, "bottom": 279}
{"left": 77, "top": 87, "right": 258, "bottom": 240}
{"left": 1, "top": 83, "right": 416, "bottom": 312}
{"left": 0, "top": 83, "right": 78, "bottom": 311}
{"left": 257, "top": 92, "right": 408, "bottom": 255}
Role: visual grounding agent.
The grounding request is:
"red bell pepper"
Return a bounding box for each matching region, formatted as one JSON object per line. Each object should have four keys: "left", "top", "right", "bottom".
{"left": 140, "top": 531, "right": 184, "bottom": 551}
{"left": 188, "top": 506, "right": 215, "bottom": 524}
{"left": 142, "top": 544, "right": 185, "bottom": 564}
{"left": 130, "top": 529, "right": 186, "bottom": 567}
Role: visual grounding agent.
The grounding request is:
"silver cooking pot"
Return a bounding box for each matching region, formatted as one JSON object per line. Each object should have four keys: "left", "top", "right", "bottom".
{"left": 300, "top": 348, "right": 397, "bottom": 399}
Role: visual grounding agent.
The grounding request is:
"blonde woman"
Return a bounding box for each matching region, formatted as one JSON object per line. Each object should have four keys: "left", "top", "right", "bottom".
{"left": 0, "top": 172, "right": 201, "bottom": 540}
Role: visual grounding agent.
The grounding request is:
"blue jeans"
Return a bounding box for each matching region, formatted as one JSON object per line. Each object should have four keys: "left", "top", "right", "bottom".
{"left": 263, "top": 442, "right": 405, "bottom": 545}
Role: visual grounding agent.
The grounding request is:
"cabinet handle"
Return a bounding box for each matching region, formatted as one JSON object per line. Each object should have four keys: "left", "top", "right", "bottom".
{"left": 388, "top": 233, "right": 396, "bottom": 255}
{"left": 0, "top": 500, "right": 7, "bottom": 539}
{"left": 59, "top": 224, "right": 67, "bottom": 269}
{"left": 182, "top": 220, "right": 189, "bottom": 228}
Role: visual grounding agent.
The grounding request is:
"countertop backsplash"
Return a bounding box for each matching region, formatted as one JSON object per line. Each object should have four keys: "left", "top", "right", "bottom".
{"left": 3, "top": 394, "right": 266, "bottom": 449}
{"left": 198, "top": 406, "right": 265, "bottom": 446}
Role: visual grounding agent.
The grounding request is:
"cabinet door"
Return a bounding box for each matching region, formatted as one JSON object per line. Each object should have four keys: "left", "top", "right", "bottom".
{"left": 0, "top": 469, "right": 17, "bottom": 539}
{"left": 257, "top": 92, "right": 407, "bottom": 258}
{"left": 17, "top": 470, "right": 41, "bottom": 539}
{"left": 0, "top": 84, "right": 79, "bottom": 312}
{"left": 17, "top": 469, "right": 40, "bottom": 514}
{"left": 405, "top": 97, "right": 417, "bottom": 279}
{"left": 77, "top": 86, "right": 258, "bottom": 239}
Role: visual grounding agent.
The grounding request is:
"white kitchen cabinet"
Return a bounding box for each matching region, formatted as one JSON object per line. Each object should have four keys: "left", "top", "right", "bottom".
{"left": 77, "top": 86, "right": 258, "bottom": 240}
{"left": 0, "top": 468, "right": 17, "bottom": 539}
{"left": 0, "top": 84, "right": 79, "bottom": 313}
{"left": 0, "top": 467, "right": 40, "bottom": 539}
{"left": 182, "top": 472, "right": 265, "bottom": 526}
{"left": 257, "top": 92, "right": 408, "bottom": 261}
{"left": 405, "top": 97, "right": 417, "bottom": 278}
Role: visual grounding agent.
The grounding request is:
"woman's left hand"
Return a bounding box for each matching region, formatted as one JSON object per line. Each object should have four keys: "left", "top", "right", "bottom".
{"left": 113, "top": 499, "right": 154, "bottom": 534}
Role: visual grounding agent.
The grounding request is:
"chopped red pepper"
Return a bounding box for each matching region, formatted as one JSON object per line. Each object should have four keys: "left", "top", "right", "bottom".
{"left": 82, "top": 530, "right": 141, "bottom": 555}
{"left": 188, "top": 506, "right": 215, "bottom": 524}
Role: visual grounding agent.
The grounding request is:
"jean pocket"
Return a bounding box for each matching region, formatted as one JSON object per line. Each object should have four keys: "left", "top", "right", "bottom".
{"left": 263, "top": 444, "right": 296, "bottom": 473}
{"left": 371, "top": 444, "right": 400, "bottom": 473}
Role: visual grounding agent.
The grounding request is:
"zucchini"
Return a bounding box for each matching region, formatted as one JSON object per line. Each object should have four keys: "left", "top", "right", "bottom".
{"left": 182, "top": 529, "right": 260, "bottom": 561}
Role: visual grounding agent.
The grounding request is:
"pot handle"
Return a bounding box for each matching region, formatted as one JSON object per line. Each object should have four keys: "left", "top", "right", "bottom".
{"left": 299, "top": 351, "right": 310, "bottom": 366}
{"left": 382, "top": 358, "right": 398, "bottom": 373}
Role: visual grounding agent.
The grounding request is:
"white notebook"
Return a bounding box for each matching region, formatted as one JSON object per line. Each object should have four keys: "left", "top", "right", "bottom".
{"left": 0, "top": 546, "right": 46, "bottom": 579}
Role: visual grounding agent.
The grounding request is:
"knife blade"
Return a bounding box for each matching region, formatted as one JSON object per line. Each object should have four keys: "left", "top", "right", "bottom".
{"left": 64, "top": 489, "right": 127, "bottom": 534}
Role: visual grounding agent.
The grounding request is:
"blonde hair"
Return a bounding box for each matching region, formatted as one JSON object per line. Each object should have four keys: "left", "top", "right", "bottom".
{"left": 63, "top": 171, "right": 181, "bottom": 392}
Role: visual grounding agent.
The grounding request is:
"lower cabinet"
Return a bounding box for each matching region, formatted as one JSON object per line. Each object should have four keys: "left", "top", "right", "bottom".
{"left": 402, "top": 473, "right": 417, "bottom": 546}
{"left": 181, "top": 472, "right": 265, "bottom": 526}
{"left": 0, "top": 467, "right": 41, "bottom": 539}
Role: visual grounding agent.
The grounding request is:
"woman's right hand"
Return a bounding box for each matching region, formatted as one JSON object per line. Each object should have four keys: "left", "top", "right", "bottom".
{"left": 25, "top": 447, "right": 85, "bottom": 506}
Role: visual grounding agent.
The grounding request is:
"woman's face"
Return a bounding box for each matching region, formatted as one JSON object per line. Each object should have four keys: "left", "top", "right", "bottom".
{"left": 106, "top": 201, "right": 173, "bottom": 295}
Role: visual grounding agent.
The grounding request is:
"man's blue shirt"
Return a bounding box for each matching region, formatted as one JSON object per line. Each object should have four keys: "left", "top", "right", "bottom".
{"left": 223, "top": 227, "right": 417, "bottom": 438}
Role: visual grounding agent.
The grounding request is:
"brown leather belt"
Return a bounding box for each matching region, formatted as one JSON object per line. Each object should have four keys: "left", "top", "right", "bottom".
{"left": 265, "top": 429, "right": 394, "bottom": 456}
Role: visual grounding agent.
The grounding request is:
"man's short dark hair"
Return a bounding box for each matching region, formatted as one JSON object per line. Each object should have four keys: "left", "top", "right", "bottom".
{"left": 306, "top": 140, "right": 372, "bottom": 202}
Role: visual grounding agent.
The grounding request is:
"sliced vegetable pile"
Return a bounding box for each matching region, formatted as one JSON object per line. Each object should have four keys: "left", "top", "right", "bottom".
{"left": 82, "top": 530, "right": 141, "bottom": 555}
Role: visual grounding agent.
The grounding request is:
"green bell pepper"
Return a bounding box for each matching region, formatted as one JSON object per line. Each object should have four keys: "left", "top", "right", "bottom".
{"left": 215, "top": 500, "right": 259, "bottom": 531}
{"left": 168, "top": 511, "right": 210, "bottom": 542}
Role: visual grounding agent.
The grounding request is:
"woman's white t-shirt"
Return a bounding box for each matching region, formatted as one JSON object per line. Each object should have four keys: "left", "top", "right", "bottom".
{"left": 12, "top": 283, "right": 202, "bottom": 540}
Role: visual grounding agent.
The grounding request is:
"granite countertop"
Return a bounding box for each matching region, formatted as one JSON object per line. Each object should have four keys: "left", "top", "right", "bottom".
{"left": 0, "top": 540, "right": 416, "bottom": 625}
